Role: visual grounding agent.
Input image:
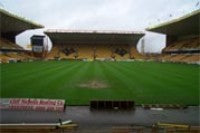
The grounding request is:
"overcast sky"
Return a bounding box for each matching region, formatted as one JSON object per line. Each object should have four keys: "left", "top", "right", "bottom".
{"left": 1, "top": 0, "right": 199, "bottom": 53}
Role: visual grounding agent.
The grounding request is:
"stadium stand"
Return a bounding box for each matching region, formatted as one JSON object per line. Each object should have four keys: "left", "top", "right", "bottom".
{"left": 46, "top": 46, "right": 60, "bottom": 59}
{"left": 95, "top": 44, "right": 112, "bottom": 59}
{"left": 44, "top": 30, "right": 144, "bottom": 60}
{"left": 163, "top": 37, "right": 199, "bottom": 53}
{"left": 130, "top": 47, "right": 143, "bottom": 59}
{"left": 0, "top": 38, "right": 23, "bottom": 50}
{"left": 77, "top": 44, "right": 94, "bottom": 59}
{"left": 0, "top": 8, "right": 43, "bottom": 63}
{"left": 147, "top": 9, "right": 200, "bottom": 64}
{"left": 0, "top": 54, "right": 10, "bottom": 63}
{"left": 61, "top": 44, "right": 78, "bottom": 59}
{"left": 112, "top": 45, "right": 130, "bottom": 60}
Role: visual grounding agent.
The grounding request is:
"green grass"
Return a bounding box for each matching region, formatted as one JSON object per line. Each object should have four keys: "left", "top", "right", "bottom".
{"left": 0, "top": 60, "right": 199, "bottom": 105}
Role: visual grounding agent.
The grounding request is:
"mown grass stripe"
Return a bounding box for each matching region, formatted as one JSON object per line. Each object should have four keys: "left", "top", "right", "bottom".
{"left": 1, "top": 61, "right": 199, "bottom": 105}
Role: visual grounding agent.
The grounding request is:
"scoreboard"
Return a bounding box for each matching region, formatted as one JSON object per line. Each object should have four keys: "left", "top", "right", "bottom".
{"left": 31, "top": 35, "right": 45, "bottom": 53}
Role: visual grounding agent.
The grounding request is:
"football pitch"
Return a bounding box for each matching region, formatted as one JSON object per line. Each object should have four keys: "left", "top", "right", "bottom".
{"left": 0, "top": 60, "right": 199, "bottom": 105}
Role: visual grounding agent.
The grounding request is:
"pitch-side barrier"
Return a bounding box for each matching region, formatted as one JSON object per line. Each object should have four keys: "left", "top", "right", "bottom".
{"left": 0, "top": 98, "right": 65, "bottom": 112}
